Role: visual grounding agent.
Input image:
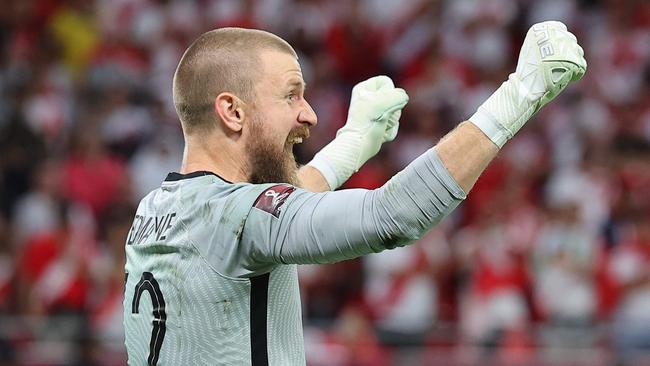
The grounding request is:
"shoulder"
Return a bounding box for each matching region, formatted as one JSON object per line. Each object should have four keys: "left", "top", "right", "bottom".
{"left": 190, "top": 182, "right": 301, "bottom": 277}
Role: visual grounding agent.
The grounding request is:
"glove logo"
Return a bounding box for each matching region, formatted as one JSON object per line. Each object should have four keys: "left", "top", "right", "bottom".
{"left": 254, "top": 184, "right": 296, "bottom": 218}
{"left": 533, "top": 24, "right": 554, "bottom": 58}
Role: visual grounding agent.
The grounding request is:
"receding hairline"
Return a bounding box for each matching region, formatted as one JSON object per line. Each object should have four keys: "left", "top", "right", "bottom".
{"left": 172, "top": 27, "right": 298, "bottom": 134}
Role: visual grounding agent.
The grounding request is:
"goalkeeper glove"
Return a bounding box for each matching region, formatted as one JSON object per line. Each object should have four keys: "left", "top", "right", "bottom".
{"left": 470, "top": 21, "right": 587, "bottom": 148}
{"left": 308, "top": 75, "right": 409, "bottom": 189}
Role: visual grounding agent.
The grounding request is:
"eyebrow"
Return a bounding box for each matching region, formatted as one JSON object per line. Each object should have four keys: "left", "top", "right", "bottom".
{"left": 286, "top": 79, "right": 306, "bottom": 92}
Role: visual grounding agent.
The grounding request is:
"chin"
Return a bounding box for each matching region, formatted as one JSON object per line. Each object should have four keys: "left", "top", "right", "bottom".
{"left": 249, "top": 152, "right": 300, "bottom": 186}
{"left": 248, "top": 128, "right": 303, "bottom": 185}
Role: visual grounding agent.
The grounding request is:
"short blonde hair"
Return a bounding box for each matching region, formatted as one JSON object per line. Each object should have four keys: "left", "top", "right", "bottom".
{"left": 172, "top": 27, "right": 297, "bottom": 134}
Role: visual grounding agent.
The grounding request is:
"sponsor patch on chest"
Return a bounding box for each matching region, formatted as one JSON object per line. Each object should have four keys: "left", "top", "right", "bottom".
{"left": 253, "top": 184, "right": 296, "bottom": 217}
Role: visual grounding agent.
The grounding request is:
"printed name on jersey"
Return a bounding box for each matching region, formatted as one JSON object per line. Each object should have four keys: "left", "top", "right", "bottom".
{"left": 127, "top": 212, "right": 177, "bottom": 245}
{"left": 254, "top": 184, "right": 296, "bottom": 218}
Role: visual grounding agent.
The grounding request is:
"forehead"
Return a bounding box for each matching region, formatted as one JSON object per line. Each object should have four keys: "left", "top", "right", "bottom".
{"left": 257, "top": 49, "right": 304, "bottom": 87}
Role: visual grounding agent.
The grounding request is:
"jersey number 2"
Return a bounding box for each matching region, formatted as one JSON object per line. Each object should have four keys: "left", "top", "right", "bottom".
{"left": 131, "top": 272, "right": 167, "bottom": 366}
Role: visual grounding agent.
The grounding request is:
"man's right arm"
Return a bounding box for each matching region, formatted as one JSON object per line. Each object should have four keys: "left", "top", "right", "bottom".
{"left": 434, "top": 121, "right": 499, "bottom": 193}
{"left": 437, "top": 20, "right": 586, "bottom": 193}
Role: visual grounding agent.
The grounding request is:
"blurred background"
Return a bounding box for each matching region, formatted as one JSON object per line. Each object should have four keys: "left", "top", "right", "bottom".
{"left": 0, "top": 0, "right": 649, "bottom": 365}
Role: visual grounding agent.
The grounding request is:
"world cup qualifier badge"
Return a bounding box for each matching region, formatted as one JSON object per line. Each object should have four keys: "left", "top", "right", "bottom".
{"left": 254, "top": 184, "right": 296, "bottom": 218}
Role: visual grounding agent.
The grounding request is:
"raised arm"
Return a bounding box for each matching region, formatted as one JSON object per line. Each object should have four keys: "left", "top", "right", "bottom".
{"left": 434, "top": 121, "right": 499, "bottom": 193}
{"left": 439, "top": 21, "right": 585, "bottom": 191}
{"left": 242, "top": 21, "right": 586, "bottom": 270}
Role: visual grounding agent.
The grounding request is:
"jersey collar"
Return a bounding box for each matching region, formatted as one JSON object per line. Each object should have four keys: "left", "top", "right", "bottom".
{"left": 164, "top": 171, "right": 233, "bottom": 183}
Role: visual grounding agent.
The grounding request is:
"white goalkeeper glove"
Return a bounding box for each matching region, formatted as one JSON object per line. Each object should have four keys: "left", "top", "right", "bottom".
{"left": 470, "top": 21, "right": 587, "bottom": 148}
{"left": 308, "top": 75, "right": 409, "bottom": 189}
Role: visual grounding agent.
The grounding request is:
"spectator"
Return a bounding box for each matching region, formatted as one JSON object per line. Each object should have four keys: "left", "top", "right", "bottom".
{"left": 363, "top": 225, "right": 452, "bottom": 347}
{"left": 306, "top": 305, "right": 391, "bottom": 366}
{"left": 610, "top": 212, "right": 650, "bottom": 362}
{"left": 11, "top": 160, "right": 63, "bottom": 245}
{"left": 63, "top": 127, "right": 126, "bottom": 217}
{"left": 532, "top": 201, "right": 599, "bottom": 352}
{"left": 14, "top": 203, "right": 95, "bottom": 316}
{"left": 89, "top": 204, "right": 133, "bottom": 364}
{"left": 454, "top": 199, "right": 534, "bottom": 352}
{"left": 128, "top": 129, "right": 182, "bottom": 200}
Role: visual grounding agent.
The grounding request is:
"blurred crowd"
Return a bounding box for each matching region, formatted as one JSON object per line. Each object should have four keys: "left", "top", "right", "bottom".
{"left": 0, "top": 0, "right": 649, "bottom": 365}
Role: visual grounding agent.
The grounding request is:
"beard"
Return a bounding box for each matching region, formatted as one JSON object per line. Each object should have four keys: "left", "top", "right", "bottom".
{"left": 246, "top": 115, "right": 309, "bottom": 186}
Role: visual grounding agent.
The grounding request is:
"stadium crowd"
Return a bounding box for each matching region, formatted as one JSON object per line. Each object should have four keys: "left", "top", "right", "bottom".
{"left": 0, "top": 0, "right": 649, "bottom": 365}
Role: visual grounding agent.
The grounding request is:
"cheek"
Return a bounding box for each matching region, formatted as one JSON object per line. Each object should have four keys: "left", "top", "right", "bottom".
{"left": 268, "top": 121, "right": 293, "bottom": 144}
{"left": 265, "top": 125, "right": 285, "bottom": 145}
{"left": 256, "top": 124, "right": 286, "bottom": 150}
{"left": 250, "top": 113, "right": 280, "bottom": 142}
{"left": 254, "top": 106, "right": 295, "bottom": 143}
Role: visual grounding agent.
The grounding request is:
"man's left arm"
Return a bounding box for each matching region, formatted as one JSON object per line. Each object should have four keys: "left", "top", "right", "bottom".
{"left": 297, "top": 165, "right": 330, "bottom": 192}
{"left": 299, "top": 76, "right": 409, "bottom": 192}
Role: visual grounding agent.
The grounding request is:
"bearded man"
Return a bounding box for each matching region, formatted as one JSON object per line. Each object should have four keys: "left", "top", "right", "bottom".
{"left": 124, "top": 23, "right": 586, "bottom": 366}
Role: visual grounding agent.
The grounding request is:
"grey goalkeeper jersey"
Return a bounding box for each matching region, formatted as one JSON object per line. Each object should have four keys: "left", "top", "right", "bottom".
{"left": 124, "top": 149, "right": 466, "bottom": 366}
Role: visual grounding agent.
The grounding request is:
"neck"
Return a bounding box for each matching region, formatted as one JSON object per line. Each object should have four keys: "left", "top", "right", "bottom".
{"left": 180, "top": 132, "right": 250, "bottom": 183}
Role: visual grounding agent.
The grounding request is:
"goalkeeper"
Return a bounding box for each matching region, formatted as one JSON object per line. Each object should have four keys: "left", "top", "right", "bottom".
{"left": 124, "top": 22, "right": 586, "bottom": 365}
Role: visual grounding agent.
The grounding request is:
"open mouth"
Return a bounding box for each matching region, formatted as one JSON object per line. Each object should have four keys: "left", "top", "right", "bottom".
{"left": 286, "top": 136, "right": 303, "bottom": 144}
{"left": 286, "top": 127, "right": 309, "bottom": 147}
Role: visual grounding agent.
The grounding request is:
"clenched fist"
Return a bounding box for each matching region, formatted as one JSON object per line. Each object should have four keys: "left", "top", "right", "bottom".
{"left": 470, "top": 21, "right": 587, "bottom": 148}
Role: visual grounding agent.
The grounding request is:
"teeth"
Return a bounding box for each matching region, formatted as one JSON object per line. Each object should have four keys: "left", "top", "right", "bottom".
{"left": 288, "top": 137, "right": 303, "bottom": 144}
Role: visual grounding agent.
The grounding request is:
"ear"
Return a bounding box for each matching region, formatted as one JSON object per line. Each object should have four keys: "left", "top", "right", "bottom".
{"left": 215, "top": 92, "right": 246, "bottom": 132}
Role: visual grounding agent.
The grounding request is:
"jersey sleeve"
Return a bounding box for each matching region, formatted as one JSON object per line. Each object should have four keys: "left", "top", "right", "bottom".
{"left": 241, "top": 186, "right": 387, "bottom": 271}
{"left": 188, "top": 180, "right": 382, "bottom": 279}
{"left": 197, "top": 148, "right": 465, "bottom": 278}
{"left": 240, "top": 149, "right": 466, "bottom": 274}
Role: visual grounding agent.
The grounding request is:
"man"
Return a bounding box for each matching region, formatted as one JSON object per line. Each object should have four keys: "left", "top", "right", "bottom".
{"left": 124, "top": 22, "right": 586, "bottom": 365}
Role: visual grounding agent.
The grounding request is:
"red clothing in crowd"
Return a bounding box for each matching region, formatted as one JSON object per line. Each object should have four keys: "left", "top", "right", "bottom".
{"left": 63, "top": 154, "right": 126, "bottom": 216}
{"left": 18, "top": 231, "right": 92, "bottom": 312}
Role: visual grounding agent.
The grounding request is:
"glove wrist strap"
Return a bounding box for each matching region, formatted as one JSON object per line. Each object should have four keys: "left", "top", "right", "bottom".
{"left": 468, "top": 76, "right": 538, "bottom": 148}
{"left": 307, "top": 130, "right": 363, "bottom": 190}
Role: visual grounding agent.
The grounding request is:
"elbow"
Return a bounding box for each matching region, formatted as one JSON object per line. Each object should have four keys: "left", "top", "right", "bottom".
{"left": 380, "top": 225, "right": 427, "bottom": 250}
{"left": 381, "top": 235, "right": 415, "bottom": 250}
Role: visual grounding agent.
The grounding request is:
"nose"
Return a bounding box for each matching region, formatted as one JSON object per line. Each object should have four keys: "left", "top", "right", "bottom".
{"left": 298, "top": 100, "right": 317, "bottom": 127}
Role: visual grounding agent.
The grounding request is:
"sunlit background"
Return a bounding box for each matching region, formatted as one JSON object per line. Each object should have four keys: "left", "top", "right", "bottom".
{"left": 0, "top": 0, "right": 649, "bottom": 365}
